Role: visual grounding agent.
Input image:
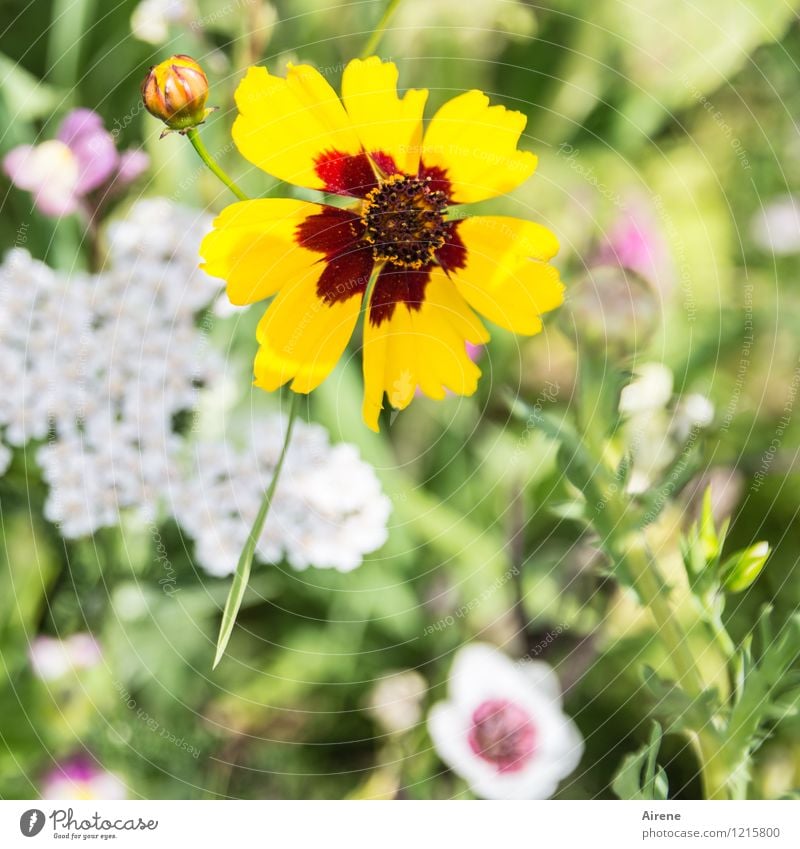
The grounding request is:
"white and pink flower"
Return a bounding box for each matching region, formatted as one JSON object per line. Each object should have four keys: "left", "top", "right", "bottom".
{"left": 28, "top": 634, "right": 102, "bottom": 681}
{"left": 427, "top": 644, "right": 584, "bottom": 799}
{"left": 4, "top": 109, "right": 148, "bottom": 217}
{"left": 41, "top": 756, "right": 126, "bottom": 800}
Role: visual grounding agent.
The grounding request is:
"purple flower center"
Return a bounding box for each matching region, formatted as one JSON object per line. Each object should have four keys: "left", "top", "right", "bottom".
{"left": 468, "top": 699, "right": 537, "bottom": 773}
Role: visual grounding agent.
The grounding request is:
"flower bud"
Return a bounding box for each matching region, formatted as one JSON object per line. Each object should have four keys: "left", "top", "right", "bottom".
{"left": 564, "top": 265, "right": 660, "bottom": 358}
{"left": 721, "top": 541, "right": 770, "bottom": 593}
{"left": 141, "top": 55, "right": 212, "bottom": 133}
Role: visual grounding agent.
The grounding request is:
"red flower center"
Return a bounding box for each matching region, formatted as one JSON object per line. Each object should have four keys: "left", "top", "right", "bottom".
{"left": 361, "top": 174, "right": 448, "bottom": 270}
{"left": 468, "top": 698, "right": 537, "bottom": 773}
{"left": 296, "top": 154, "right": 467, "bottom": 325}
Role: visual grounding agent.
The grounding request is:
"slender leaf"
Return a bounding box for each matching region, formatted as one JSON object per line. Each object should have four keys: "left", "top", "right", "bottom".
{"left": 213, "top": 396, "right": 300, "bottom": 668}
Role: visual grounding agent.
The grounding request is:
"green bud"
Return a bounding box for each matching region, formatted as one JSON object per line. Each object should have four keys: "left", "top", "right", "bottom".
{"left": 698, "top": 486, "right": 721, "bottom": 562}
{"left": 721, "top": 541, "right": 770, "bottom": 593}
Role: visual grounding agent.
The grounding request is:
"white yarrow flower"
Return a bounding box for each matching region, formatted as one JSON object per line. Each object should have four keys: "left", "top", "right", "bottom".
{"left": 427, "top": 644, "right": 584, "bottom": 799}
{"left": 170, "top": 417, "right": 391, "bottom": 576}
{"left": 0, "top": 200, "right": 222, "bottom": 537}
{"left": 1, "top": 198, "right": 391, "bottom": 578}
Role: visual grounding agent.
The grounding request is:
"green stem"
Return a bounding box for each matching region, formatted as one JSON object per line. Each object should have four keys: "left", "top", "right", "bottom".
{"left": 612, "top": 508, "right": 737, "bottom": 799}
{"left": 619, "top": 533, "right": 707, "bottom": 697}
{"left": 186, "top": 127, "right": 249, "bottom": 201}
{"left": 360, "top": 0, "right": 404, "bottom": 59}
{"left": 695, "top": 734, "right": 742, "bottom": 800}
{"left": 213, "top": 394, "right": 301, "bottom": 668}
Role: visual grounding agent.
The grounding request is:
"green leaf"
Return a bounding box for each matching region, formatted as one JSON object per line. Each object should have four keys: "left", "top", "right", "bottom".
{"left": 549, "top": 500, "right": 587, "bottom": 522}
{"left": 726, "top": 613, "right": 800, "bottom": 754}
{"left": 638, "top": 438, "right": 702, "bottom": 528}
{"left": 213, "top": 395, "right": 300, "bottom": 668}
{"left": 0, "top": 513, "right": 60, "bottom": 685}
{"left": 608, "top": 0, "right": 800, "bottom": 143}
{"left": 612, "top": 723, "right": 669, "bottom": 800}
{"left": 642, "top": 666, "right": 722, "bottom": 735}
{"left": 0, "top": 53, "right": 63, "bottom": 123}
{"left": 46, "top": 0, "right": 96, "bottom": 89}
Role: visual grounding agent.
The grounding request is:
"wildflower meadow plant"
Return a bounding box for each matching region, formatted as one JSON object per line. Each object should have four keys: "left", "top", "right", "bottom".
{"left": 2, "top": 0, "right": 800, "bottom": 811}
{"left": 143, "top": 52, "right": 564, "bottom": 664}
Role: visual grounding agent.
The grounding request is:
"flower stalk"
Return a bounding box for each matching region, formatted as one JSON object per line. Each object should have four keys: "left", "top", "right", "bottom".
{"left": 360, "top": 0, "right": 404, "bottom": 60}
{"left": 581, "top": 409, "right": 746, "bottom": 800}
{"left": 185, "top": 127, "right": 248, "bottom": 202}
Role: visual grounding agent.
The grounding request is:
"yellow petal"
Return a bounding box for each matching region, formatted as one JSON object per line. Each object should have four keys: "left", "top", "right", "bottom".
{"left": 232, "top": 64, "right": 361, "bottom": 190}
{"left": 412, "top": 274, "right": 485, "bottom": 398}
{"left": 362, "top": 305, "right": 418, "bottom": 432}
{"left": 424, "top": 267, "right": 491, "bottom": 346}
{"left": 362, "top": 310, "right": 390, "bottom": 432}
{"left": 254, "top": 271, "right": 360, "bottom": 394}
{"left": 452, "top": 215, "right": 564, "bottom": 334}
{"left": 361, "top": 274, "right": 489, "bottom": 431}
{"left": 200, "top": 199, "right": 323, "bottom": 305}
{"left": 341, "top": 57, "right": 428, "bottom": 175}
{"left": 421, "top": 90, "right": 537, "bottom": 203}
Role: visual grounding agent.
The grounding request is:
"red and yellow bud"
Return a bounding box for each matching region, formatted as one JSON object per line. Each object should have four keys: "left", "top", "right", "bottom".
{"left": 141, "top": 55, "right": 212, "bottom": 133}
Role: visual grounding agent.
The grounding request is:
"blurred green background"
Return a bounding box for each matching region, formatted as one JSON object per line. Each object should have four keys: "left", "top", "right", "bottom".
{"left": 1, "top": 0, "right": 800, "bottom": 799}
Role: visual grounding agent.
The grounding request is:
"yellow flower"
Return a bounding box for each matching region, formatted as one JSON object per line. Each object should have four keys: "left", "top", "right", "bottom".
{"left": 200, "top": 57, "right": 563, "bottom": 431}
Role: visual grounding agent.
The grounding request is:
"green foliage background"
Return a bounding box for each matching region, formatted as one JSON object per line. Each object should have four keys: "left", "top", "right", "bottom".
{"left": 1, "top": 0, "right": 800, "bottom": 799}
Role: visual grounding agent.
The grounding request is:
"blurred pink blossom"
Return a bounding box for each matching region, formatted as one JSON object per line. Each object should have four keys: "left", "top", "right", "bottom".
{"left": 465, "top": 341, "right": 483, "bottom": 362}
{"left": 41, "top": 756, "right": 126, "bottom": 800}
{"left": 4, "top": 109, "right": 148, "bottom": 217}
{"left": 594, "top": 203, "right": 670, "bottom": 290}
{"left": 28, "top": 634, "right": 102, "bottom": 681}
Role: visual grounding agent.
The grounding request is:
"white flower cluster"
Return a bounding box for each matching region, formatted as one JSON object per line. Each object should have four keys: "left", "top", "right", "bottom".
{"left": 0, "top": 198, "right": 391, "bottom": 575}
{"left": 170, "top": 417, "right": 392, "bottom": 575}
{"left": 0, "top": 200, "right": 222, "bottom": 537}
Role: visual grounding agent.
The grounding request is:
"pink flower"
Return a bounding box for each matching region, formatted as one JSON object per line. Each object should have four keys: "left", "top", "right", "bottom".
{"left": 594, "top": 203, "right": 669, "bottom": 287}
{"left": 41, "top": 757, "right": 126, "bottom": 800}
{"left": 4, "top": 109, "right": 149, "bottom": 217}
{"left": 28, "top": 634, "right": 102, "bottom": 681}
{"left": 3, "top": 141, "right": 80, "bottom": 216}
{"left": 427, "top": 644, "right": 583, "bottom": 799}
